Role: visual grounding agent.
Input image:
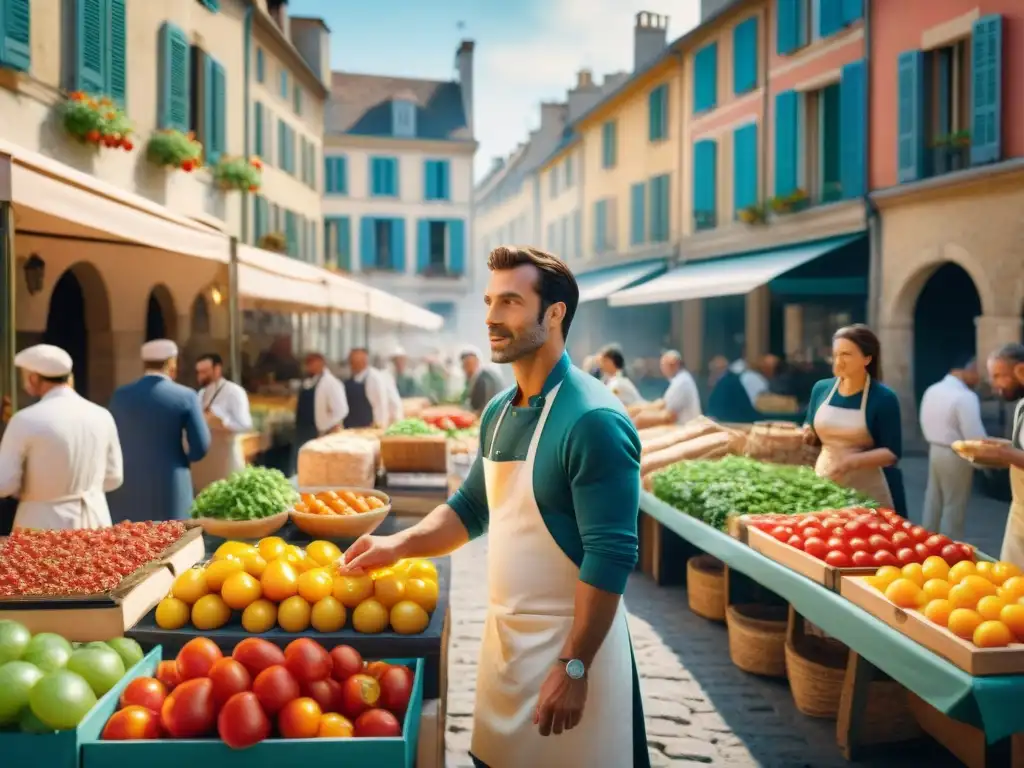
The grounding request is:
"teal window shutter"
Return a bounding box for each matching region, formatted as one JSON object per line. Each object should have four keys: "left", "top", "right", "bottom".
{"left": 279, "top": 70, "right": 287, "bottom": 99}
{"left": 255, "top": 48, "right": 264, "bottom": 82}
{"left": 841, "top": 0, "right": 863, "bottom": 24}
{"left": 337, "top": 217, "right": 351, "bottom": 270}
{"left": 325, "top": 156, "right": 335, "bottom": 192}
{"left": 733, "top": 123, "right": 758, "bottom": 212}
{"left": 970, "top": 15, "right": 1003, "bottom": 165}
{"left": 648, "top": 85, "right": 667, "bottom": 141}
{"left": 200, "top": 0, "right": 219, "bottom": 11}
{"left": 389, "top": 158, "right": 399, "bottom": 196}
{"left": 732, "top": 17, "right": 757, "bottom": 95}
{"left": 819, "top": 0, "right": 844, "bottom": 38}
{"left": 254, "top": 102, "right": 264, "bottom": 157}
{"left": 602, "top": 121, "right": 617, "bottom": 168}
{"left": 840, "top": 59, "right": 866, "bottom": 199}
{"left": 158, "top": 22, "right": 189, "bottom": 130}
{"left": 693, "top": 140, "right": 718, "bottom": 228}
{"left": 277, "top": 119, "right": 286, "bottom": 170}
{"left": 370, "top": 157, "right": 380, "bottom": 195}
{"left": 594, "top": 200, "right": 606, "bottom": 252}
{"left": 204, "top": 56, "right": 226, "bottom": 163}
{"left": 896, "top": 51, "right": 924, "bottom": 182}
{"left": 0, "top": 0, "right": 32, "bottom": 72}
{"left": 448, "top": 219, "right": 465, "bottom": 275}
{"left": 391, "top": 219, "right": 406, "bottom": 271}
{"left": 75, "top": 0, "right": 105, "bottom": 92}
{"left": 776, "top": 0, "right": 801, "bottom": 55}
{"left": 107, "top": 0, "right": 126, "bottom": 104}
{"left": 360, "top": 218, "right": 376, "bottom": 269}
{"left": 424, "top": 160, "right": 436, "bottom": 200}
{"left": 436, "top": 161, "right": 449, "bottom": 199}
{"left": 253, "top": 195, "right": 264, "bottom": 238}
{"left": 630, "top": 182, "right": 646, "bottom": 246}
{"left": 337, "top": 157, "right": 347, "bottom": 194}
{"left": 416, "top": 220, "right": 430, "bottom": 272}
{"left": 649, "top": 175, "right": 670, "bottom": 242}
{"left": 694, "top": 43, "right": 718, "bottom": 112}
{"left": 774, "top": 90, "right": 798, "bottom": 195}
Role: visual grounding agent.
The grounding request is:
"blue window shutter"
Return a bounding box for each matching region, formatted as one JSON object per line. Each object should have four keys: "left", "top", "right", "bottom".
{"left": 694, "top": 44, "right": 718, "bottom": 112}
{"left": 970, "top": 15, "right": 1003, "bottom": 165}
{"left": 253, "top": 195, "right": 264, "bottom": 238}
{"left": 774, "top": 90, "right": 798, "bottom": 195}
{"left": 106, "top": 0, "right": 126, "bottom": 104}
{"left": 423, "top": 160, "right": 436, "bottom": 200}
{"left": 647, "top": 177, "right": 659, "bottom": 241}
{"left": 776, "top": 0, "right": 800, "bottom": 55}
{"left": 840, "top": 59, "right": 867, "bottom": 199}
{"left": 648, "top": 86, "right": 666, "bottom": 141}
{"left": 324, "top": 155, "right": 334, "bottom": 193}
{"left": 337, "top": 217, "right": 351, "bottom": 270}
{"left": 360, "top": 218, "right": 376, "bottom": 270}
{"left": 594, "top": 201, "right": 605, "bottom": 252}
{"left": 338, "top": 157, "right": 347, "bottom": 194}
{"left": 75, "top": 0, "right": 105, "bottom": 92}
{"left": 733, "top": 17, "right": 758, "bottom": 95}
{"left": 204, "top": 57, "right": 226, "bottom": 163}
{"left": 602, "top": 122, "right": 617, "bottom": 168}
{"left": 391, "top": 219, "right": 405, "bottom": 271}
{"left": 630, "top": 182, "right": 646, "bottom": 246}
{"left": 254, "top": 102, "right": 264, "bottom": 158}
{"left": 159, "top": 23, "right": 189, "bottom": 130}
{"left": 416, "top": 220, "right": 430, "bottom": 272}
{"left": 437, "top": 161, "right": 449, "bottom": 199}
{"left": 819, "top": 0, "right": 844, "bottom": 38}
{"left": 841, "top": 0, "right": 863, "bottom": 24}
{"left": 255, "top": 48, "right": 264, "bottom": 82}
{"left": 277, "top": 120, "right": 286, "bottom": 170}
{"left": 733, "top": 123, "right": 758, "bottom": 212}
{"left": 370, "top": 157, "right": 380, "bottom": 195}
{"left": 448, "top": 219, "right": 465, "bottom": 275}
{"left": 694, "top": 140, "right": 718, "bottom": 221}
{"left": 896, "top": 51, "right": 924, "bottom": 182}
{"left": 0, "top": 0, "right": 32, "bottom": 71}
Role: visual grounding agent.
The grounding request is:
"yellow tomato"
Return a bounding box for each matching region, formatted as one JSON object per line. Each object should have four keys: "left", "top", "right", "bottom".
{"left": 192, "top": 593, "right": 231, "bottom": 630}
{"left": 948, "top": 560, "right": 977, "bottom": 584}
{"left": 900, "top": 563, "right": 926, "bottom": 588}
{"left": 1000, "top": 603, "right": 1024, "bottom": 638}
{"left": 258, "top": 536, "right": 288, "bottom": 562}
{"left": 874, "top": 565, "right": 902, "bottom": 587}
{"left": 922, "top": 579, "right": 950, "bottom": 601}
{"left": 975, "top": 561, "right": 997, "bottom": 583}
{"left": 391, "top": 559, "right": 413, "bottom": 576}
{"left": 155, "top": 597, "right": 190, "bottom": 630}
{"left": 921, "top": 556, "right": 950, "bottom": 582}
{"left": 222, "top": 571, "right": 263, "bottom": 610}
{"left": 172, "top": 568, "right": 210, "bottom": 604}
{"left": 947, "top": 608, "right": 983, "bottom": 640}
{"left": 310, "top": 596, "right": 347, "bottom": 632}
{"left": 406, "top": 560, "right": 438, "bottom": 583}
{"left": 390, "top": 600, "right": 430, "bottom": 635}
{"left": 992, "top": 561, "right": 1021, "bottom": 586}
{"left": 884, "top": 578, "right": 922, "bottom": 609}
{"left": 214, "top": 541, "right": 257, "bottom": 561}
{"left": 404, "top": 578, "right": 439, "bottom": 613}
{"left": 305, "top": 540, "right": 343, "bottom": 567}
{"left": 284, "top": 545, "right": 312, "bottom": 572}
{"left": 298, "top": 568, "right": 334, "bottom": 603}
{"left": 962, "top": 575, "right": 998, "bottom": 599}
{"left": 332, "top": 575, "right": 375, "bottom": 609}
{"left": 974, "top": 620, "right": 1013, "bottom": 648}
{"left": 977, "top": 595, "right": 1008, "bottom": 621}
{"left": 277, "top": 595, "right": 312, "bottom": 632}
{"left": 204, "top": 557, "right": 245, "bottom": 592}
{"left": 1000, "top": 576, "right": 1024, "bottom": 602}
{"left": 241, "top": 599, "right": 278, "bottom": 633}
{"left": 352, "top": 599, "right": 390, "bottom": 634}
{"left": 948, "top": 582, "right": 980, "bottom": 610}
{"left": 238, "top": 551, "right": 268, "bottom": 579}
{"left": 261, "top": 558, "right": 299, "bottom": 602}
{"left": 374, "top": 573, "right": 407, "bottom": 610}
{"left": 923, "top": 598, "right": 953, "bottom": 626}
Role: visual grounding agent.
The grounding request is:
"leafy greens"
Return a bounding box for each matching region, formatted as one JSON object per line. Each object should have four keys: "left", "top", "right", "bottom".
{"left": 189, "top": 466, "right": 299, "bottom": 520}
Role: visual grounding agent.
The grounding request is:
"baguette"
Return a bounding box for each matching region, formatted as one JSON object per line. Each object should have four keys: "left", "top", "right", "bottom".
{"left": 640, "top": 431, "right": 732, "bottom": 476}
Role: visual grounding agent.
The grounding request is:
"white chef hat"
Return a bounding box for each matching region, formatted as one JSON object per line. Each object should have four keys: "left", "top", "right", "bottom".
{"left": 391, "top": 345, "right": 407, "bottom": 358}
{"left": 14, "top": 344, "right": 73, "bottom": 377}
{"left": 141, "top": 339, "right": 179, "bottom": 362}
{"left": 459, "top": 345, "right": 482, "bottom": 361}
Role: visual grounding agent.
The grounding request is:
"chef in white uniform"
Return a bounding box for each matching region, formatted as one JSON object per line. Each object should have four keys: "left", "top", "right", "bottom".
{"left": 191, "top": 352, "right": 253, "bottom": 492}
{"left": 0, "top": 344, "right": 123, "bottom": 529}
{"left": 660, "top": 350, "right": 702, "bottom": 424}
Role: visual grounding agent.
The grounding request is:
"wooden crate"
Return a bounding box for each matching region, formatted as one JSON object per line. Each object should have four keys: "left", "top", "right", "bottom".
{"left": 380, "top": 435, "right": 448, "bottom": 473}
{"left": 747, "top": 527, "right": 875, "bottom": 591}
{"left": 841, "top": 576, "right": 1024, "bottom": 676}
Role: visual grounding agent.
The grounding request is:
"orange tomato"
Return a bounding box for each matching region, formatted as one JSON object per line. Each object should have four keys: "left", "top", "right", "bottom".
{"left": 948, "top": 582, "right": 980, "bottom": 610}
{"left": 1000, "top": 603, "right": 1024, "bottom": 638}
{"left": 977, "top": 595, "right": 1008, "bottom": 622}
{"left": 993, "top": 562, "right": 1023, "bottom": 585}
{"left": 318, "top": 712, "right": 354, "bottom": 738}
{"left": 261, "top": 559, "right": 299, "bottom": 602}
{"left": 999, "top": 576, "right": 1024, "bottom": 602}
{"left": 278, "top": 697, "right": 322, "bottom": 739}
{"left": 332, "top": 575, "right": 375, "bottom": 609}
{"left": 962, "top": 575, "right": 998, "bottom": 599}
{"left": 974, "top": 620, "right": 1013, "bottom": 648}
{"left": 947, "top": 608, "right": 983, "bottom": 640}
{"left": 884, "top": 578, "right": 922, "bottom": 609}
{"left": 947, "top": 560, "right": 977, "bottom": 584}
{"left": 923, "top": 599, "right": 953, "bottom": 627}
{"left": 922, "top": 579, "right": 950, "bottom": 601}
{"left": 102, "top": 705, "right": 161, "bottom": 740}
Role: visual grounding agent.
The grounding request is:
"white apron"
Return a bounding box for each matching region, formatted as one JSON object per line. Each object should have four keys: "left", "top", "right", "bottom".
{"left": 999, "top": 401, "right": 1024, "bottom": 567}
{"left": 470, "top": 383, "right": 636, "bottom": 768}
{"left": 813, "top": 376, "right": 894, "bottom": 508}
{"left": 14, "top": 491, "right": 111, "bottom": 530}
{"left": 191, "top": 383, "right": 245, "bottom": 493}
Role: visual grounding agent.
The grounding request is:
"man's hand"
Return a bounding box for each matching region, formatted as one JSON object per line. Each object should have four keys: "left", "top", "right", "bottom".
{"left": 969, "top": 442, "right": 1012, "bottom": 467}
{"left": 334, "top": 534, "right": 405, "bottom": 576}
{"left": 534, "top": 663, "right": 587, "bottom": 736}
{"left": 205, "top": 412, "right": 224, "bottom": 430}
{"left": 802, "top": 424, "right": 819, "bottom": 446}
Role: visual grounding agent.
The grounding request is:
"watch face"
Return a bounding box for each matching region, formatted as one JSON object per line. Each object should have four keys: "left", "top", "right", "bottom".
{"left": 565, "top": 658, "right": 585, "bottom": 680}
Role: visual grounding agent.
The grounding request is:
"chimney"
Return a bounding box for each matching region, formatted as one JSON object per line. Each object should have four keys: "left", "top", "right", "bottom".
{"left": 567, "top": 69, "right": 602, "bottom": 122}
{"left": 576, "top": 69, "right": 594, "bottom": 89}
{"left": 701, "top": 0, "right": 734, "bottom": 21}
{"left": 268, "top": 0, "right": 290, "bottom": 38}
{"left": 634, "top": 11, "right": 669, "bottom": 71}
{"left": 288, "top": 17, "right": 330, "bottom": 85}
{"left": 455, "top": 40, "right": 475, "bottom": 136}
{"left": 539, "top": 102, "right": 568, "bottom": 136}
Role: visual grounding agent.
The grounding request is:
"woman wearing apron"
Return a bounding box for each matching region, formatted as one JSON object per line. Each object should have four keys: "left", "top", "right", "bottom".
{"left": 804, "top": 325, "right": 903, "bottom": 509}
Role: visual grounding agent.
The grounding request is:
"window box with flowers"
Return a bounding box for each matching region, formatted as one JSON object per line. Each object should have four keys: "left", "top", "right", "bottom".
{"left": 258, "top": 232, "right": 287, "bottom": 254}
{"left": 212, "top": 156, "right": 263, "bottom": 192}
{"left": 769, "top": 189, "right": 810, "bottom": 215}
{"left": 931, "top": 130, "right": 970, "bottom": 175}
{"left": 146, "top": 129, "right": 204, "bottom": 172}
{"left": 60, "top": 92, "right": 135, "bottom": 151}
{"left": 737, "top": 204, "right": 766, "bottom": 225}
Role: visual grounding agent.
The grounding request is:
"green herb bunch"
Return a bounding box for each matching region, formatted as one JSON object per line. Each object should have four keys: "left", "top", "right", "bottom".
{"left": 190, "top": 466, "right": 298, "bottom": 520}
{"left": 385, "top": 419, "right": 443, "bottom": 437}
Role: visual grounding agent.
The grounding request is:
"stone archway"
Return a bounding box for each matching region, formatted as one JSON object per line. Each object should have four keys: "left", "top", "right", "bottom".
{"left": 43, "top": 262, "right": 112, "bottom": 401}
{"left": 145, "top": 284, "right": 178, "bottom": 342}
{"left": 190, "top": 294, "right": 211, "bottom": 336}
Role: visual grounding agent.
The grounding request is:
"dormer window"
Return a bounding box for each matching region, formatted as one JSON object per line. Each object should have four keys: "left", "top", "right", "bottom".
{"left": 392, "top": 99, "right": 416, "bottom": 138}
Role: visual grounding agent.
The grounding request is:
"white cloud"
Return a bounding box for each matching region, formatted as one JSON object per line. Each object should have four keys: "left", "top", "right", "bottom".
{"left": 473, "top": 0, "right": 701, "bottom": 179}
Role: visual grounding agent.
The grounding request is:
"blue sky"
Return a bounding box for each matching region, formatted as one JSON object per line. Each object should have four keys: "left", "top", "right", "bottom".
{"left": 287, "top": 0, "right": 700, "bottom": 181}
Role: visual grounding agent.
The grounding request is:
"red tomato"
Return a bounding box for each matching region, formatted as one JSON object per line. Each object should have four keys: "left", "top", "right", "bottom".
{"left": 803, "top": 537, "right": 828, "bottom": 560}
{"left": 364, "top": 661, "right": 392, "bottom": 680}
{"left": 959, "top": 543, "right": 976, "bottom": 562}
{"left": 826, "top": 527, "right": 847, "bottom": 540}
{"left": 217, "top": 691, "right": 271, "bottom": 749}
{"left": 341, "top": 673, "right": 381, "bottom": 719}
{"left": 878, "top": 523, "right": 895, "bottom": 536}
{"left": 233, "top": 638, "right": 286, "bottom": 678}
{"left": 896, "top": 547, "right": 918, "bottom": 566}
{"left": 844, "top": 519, "right": 866, "bottom": 537}
{"left": 354, "top": 708, "right": 402, "bottom": 738}
{"left": 926, "top": 534, "right": 952, "bottom": 552}
{"left": 900, "top": 520, "right": 914, "bottom": 532}
{"left": 253, "top": 665, "right": 301, "bottom": 716}
{"left": 156, "top": 661, "right": 181, "bottom": 692}
{"left": 329, "top": 646, "right": 365, "bottom": 683}
{"left": 868, "top": 535, "right": 892, "bottom": 553}
{"left": 864, "top": 520, "right": 881, "bottom": 534}
{"left": 851, "top": 550, "right": 873, "bottom": 567}
{"left": 911, "top": 543, "right": 928, "bottom": 561}
{"left": 909, "top": 525, "right": 929, "bottom": 543}
{"left": 278, "top": 697, "right": 322, "bottom": 739}
{"left": 848, "top": 537, "right": 869, "bottom": 552}
{"left": 786, "top": 535, "right": 804, "bottom": 550}
{"left": 102, "top": 705, "right": 161, "bottom": 740}
{"left": 378, "top": 666, "right": 413, "bottom": 715}
{"left": 822, "top": 517, "right": 845, "bottom": 530}
{"left": 770, "top": 526, "right": 793, "bottom": 542}
{"left": 826, "top": 538, "right": 850, "bottom": 555}
{"left": 285, "top": 638, "right": 332, "bottom": 684}
{"left": 160, "top": 678, "right": 217, "bottom": 738}
{"left": 120, "top": 677, "right": 167, "bottom": 713}
{"left": 801, "top": 526, "right": 823, "bottom": 540}
{"left": 176, "top": 637, "right": 223, "bottom": 682}
{"left": 824, "top": 550, "right": 851, "bottom": 568}
{"left": 941, "top": 544, "right": 964, "bottom": 564}
{"left": 873, "top": 550, "right": 898, "bottom": 567}
{"left": 209, "top": 657, "right": 252, "bottom": 707}
{"left": 303, "top": 678, "right": 344, "bottom": 714}
{"left": 796, "top": 516, "right": 817, "bottom": 529}
{"left": 890, "top": 532, "right": 911, "bottom": 548}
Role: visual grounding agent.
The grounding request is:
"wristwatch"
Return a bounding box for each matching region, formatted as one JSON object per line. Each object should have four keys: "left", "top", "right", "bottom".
{"left": 559, "top": 657, "right": 586, "bottom": 680}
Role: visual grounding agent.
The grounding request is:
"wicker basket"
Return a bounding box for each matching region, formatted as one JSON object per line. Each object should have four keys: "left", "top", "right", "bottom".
{"left": 785, "top": 635, "right": 848, "bottom": 718}
{"left": 380, "top": 434, "right": 448, "bottom": 473}
{"left": 687, "top": 555, "right": 726, "bottom": 621}
{"left": 726, "top": 604, "right": 788, "bottom": 677}
{"left": 745, "top": 421, "right": 817, "bottom": 466}
{"left": 861, "top": 682, "right": 921, "bottom": 744}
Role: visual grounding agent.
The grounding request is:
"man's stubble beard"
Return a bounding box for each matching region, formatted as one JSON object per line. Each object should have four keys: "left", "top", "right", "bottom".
{"left": 490, "top": 323, "right": 548, "bottom": 364}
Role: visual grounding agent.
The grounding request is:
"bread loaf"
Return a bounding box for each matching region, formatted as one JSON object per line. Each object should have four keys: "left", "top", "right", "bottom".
{"left": 298, "top": 433, "right": 377, "bottom": 488}
{"left": 640, "top": 432, "right": 732, "bottom": 476}
{"left": 637, "top": 425, "right": 676, "bottom": 443}
{"left": 632, "top": 408, "right": 676, "bottom": 429}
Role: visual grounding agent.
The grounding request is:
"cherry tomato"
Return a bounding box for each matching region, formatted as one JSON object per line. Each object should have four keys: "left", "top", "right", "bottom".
{"left": 926, "top": 534, "right": 952, "bottom": 552}
{"left": 848, "top": 537, "right": 869, "bottom": 552}
{"left": 803, "top": 537, "right": 828, "bottom": 560}
{"left": 864, "top": 520, "right": 881, "bottom": 534}
{"left": 796, "top": 517, "right": 818, "bottom": 530}
{"left": 120, "top": 677, "right": 168, "bottom": 713}
{"left": 284, "top": 638, "right": 332, "bottom": 684}
{"left": 890, "top": 532, "right": 911, "bottom": 548}
{"left": 252, "top": 665, "right": 301, "bottom": 716}
{"left": 340, "top": 673, "right": 381, "bottom": 719}
{"left": 801, "top": 526, "right": 823, "bottom": 540}
{"left": 845, "top": 519, "right": 866, "bottom": 537}
{"left": 873, "top": 550, "right": 898, "bottom": 567}
{"left": 302, "top": 678, "right": 344, "bottom": 714}
{"left": 329, "top": 646, "right": 365, "bottom": 683}
{"left": 160, "top": 678, "right": 216, "bottom": 738}
{"left": 909, "top": 526, "right": 929, "bottom": 543}
{"left": 209, "top": 658, "right": 252, "bottom": 707}
{"left": 378, "top": 666, "right": 413, "bottom": 714}
{"left": 941, "top": 543, "right": 964, "bottom": 565}
{"left": 826, "top": 538, "right": 850, "bottom": 556}
{"left": 824, "top": 550, "right": 851, "bottom": 568}
{"left": 354, "top": 708, "right": 402, "bottom": 738}
{"left": 232, "top": 638, "right": 286, "bottom": 679}
{"left": 278, "top": 697, "right": 322, "bottom": 739}
{"left": 878, "top": 523, "right": 895, "bottom": 536}
{"left": 868, "top": 535, "right": 892, "bottom": 552}
{"left": 786, "top": 535, "right": 804, "bottom": 550}
{"left": 770, "top": 526, "right": 793, "bottom": 542}
{"left": 217, "top": 692, "right": 271, "bottom": 749}
{"left": 851, "top": 550, "right": 873, "bottom": 567}
{"left": 156, "top": 660, "right": 181, "bottom": 692}
{"left": 102, "top": 705, "right": 161, "bottom": 740}
{"left": 900, "top": 520, "right": 914, "bottom": 532}
{"left": 827, "top": 527, "right": 847, "bottom": 540}
{"left": 912, "top": 543, "right": 929, "bottom": 561}
{"left": 822, "top": 517, "right": 845, "bottom": 530}
{"left": 176, "top": 638, "right": 223, "bottom": 682}
{"left": 896, "top": 547, "right": 918, "bottom": 566}
{"left": 959, "top": 543, "right": 975, "bottom": 562}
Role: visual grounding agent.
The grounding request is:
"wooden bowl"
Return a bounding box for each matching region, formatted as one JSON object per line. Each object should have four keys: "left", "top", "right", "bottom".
{"left": 289, "top": 487, "right": 391, "bottom": 540}
{"left": 191, "top": 511, "right": 289, "bottom": 540}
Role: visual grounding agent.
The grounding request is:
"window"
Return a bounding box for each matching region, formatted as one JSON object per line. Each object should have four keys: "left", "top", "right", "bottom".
{"left": 325, "top": 156, "right": 347, "bottom": 194}
{"left": 732, "top": 123, "right": 759, "bottom": 214}
{"left": 254, "top": 102, "right": 267, "bottom": 159}
{"left": 75, "top": 0, "right": 127, "bottom": 102}
{"left": 693, "top": 43, "right": 718, "bottom": 113}
{"left": 799, "top": 83, "right": 842, "bottom": 204}
{"left": 549, "top": 168, "right": 559, "bottom": 198}
{"left": 203, "top": 54, "right": 226, "bottom": 163}
{"left": 392, "top": 100, "right": 416, "bottom": 137}
{"left": 255, "top": 47, "right": 264, "bottom": 83}
{"left": 277, "top": 119, "right": 294, "bottom": 173}
{"left": 648, "top": 84, "right": 668, "bottom": 141}
{"left": 416, "top": 218, "right": 464, "bottom": 274}
{"left": 253, "top": 195, "right": 268, "bottom": 241}
{"left": 0, "top": 0, "right": 31, "bottom": 71}
{"left": 279, "top": 69, "right": 288, "bottom": 99}
{"left": 294, "top": 87, "right": 302, "bottom": 116}
{"left": 693, "top": 139, "right": 717, "bottom": 230}
{"left": 647, "top": 174, "right": 670, "bottom": 242}
{"left": 629, "top": 182, "right": 645, "bottom": 246}
{"left": 159, "top": 21, "right": 189, "bottom": 129}
{"left": 924, "top": 41, "right": 971, "bottom": 175}
{"left": 593, "top": 199, "right": 611, "bottom": 254}
{"left": 428, "top": 222, "right": 446, "bottom": 268}
{"left": 373, "top": 219, "right": 392, "bottom": 269}
{"left": 564, "top": 156, "right": 574, "bottom": 188}
{"left": 370, "top": 156, "right": 398, "bottom": 197}
{"left": 284, "top": 210, "right": 297, "bottom": 257}
{"left": 601, "top": 121, "right": 617, "bottom": 168}
{"left": 423, "top": 159, "right": 450, "bottom": 201}
{"left": 732, "top": 17, "right": 758, "bottom": 95}
{"left": 360, "top": 218, "right": 405, "bottom": 271}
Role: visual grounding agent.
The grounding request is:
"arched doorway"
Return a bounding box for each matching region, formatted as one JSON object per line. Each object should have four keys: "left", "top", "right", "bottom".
{"left": 43, "top": 263, "right": 112, "bottom": 401}
{"left": 145, "top": 285, "right": 178, "bottom": 342}
{"left": 912, "top": 262, "right": 982, "bottom": 403}
{"left": 191, "top": 294, "right": 210, "bottom": 336}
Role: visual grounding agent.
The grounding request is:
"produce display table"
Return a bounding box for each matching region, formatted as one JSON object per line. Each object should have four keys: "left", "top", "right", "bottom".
{"left": 639, "top": 491, "right": 1024, "bottom": 751}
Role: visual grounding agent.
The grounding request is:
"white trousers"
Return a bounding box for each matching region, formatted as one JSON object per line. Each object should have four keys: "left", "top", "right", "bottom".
{"left": 921, "top": 445, "right": 973, "bottom": 540}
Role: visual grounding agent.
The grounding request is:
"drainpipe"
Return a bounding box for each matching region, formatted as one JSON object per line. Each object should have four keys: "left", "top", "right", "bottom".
{"left": 863, "top": 0, "right": 882, "bottom": 328}
{"left": 0, "top": 156, "right": 15, "bottom": 416}
{"left": 760, "top": 3, "right": 771, "bottom": 206}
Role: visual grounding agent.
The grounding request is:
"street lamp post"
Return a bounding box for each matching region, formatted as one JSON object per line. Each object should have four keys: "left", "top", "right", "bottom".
{"left": 0, "top": 153, "right": 16, "bottom": 418}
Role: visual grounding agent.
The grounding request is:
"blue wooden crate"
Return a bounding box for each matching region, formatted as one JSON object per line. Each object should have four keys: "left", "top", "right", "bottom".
{"left": 81, "top": 657, "right": 424, "bottom": 768}
{"left": 0, "top": 646, "right": 163, "bottom": 768}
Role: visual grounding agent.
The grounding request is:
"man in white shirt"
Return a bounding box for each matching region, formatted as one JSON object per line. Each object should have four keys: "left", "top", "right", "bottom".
{"left": 660, "top": 351, "right": 702, "bottom": 424}
{"left": 598, "top": 347, "right": 642, "bottom": 407}
{"left": 192, "top": 353, "right": 254, "bottom": 492}
{"left": 296, "top": 352, "right": 349, "bottom": 450}
{"left": 919, "top": 358, "right": 986, "bottom": 539}
{"left": 729, "top": 357, "right": 771, "bottom": 404}
{"left": 343, "top": 348, "right": 390, "bottom": 429}
{"left": 0, "top": 344, "right": 123, "bottom": 529}
{"left": 374, "top": 353, "right": 404, "bottom": 427}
